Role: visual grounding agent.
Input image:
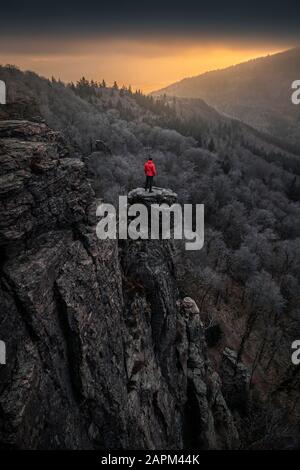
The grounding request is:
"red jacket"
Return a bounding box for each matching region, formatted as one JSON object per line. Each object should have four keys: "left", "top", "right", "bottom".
{"left": 144, "top": 160, "right": 156, "bottom": 176}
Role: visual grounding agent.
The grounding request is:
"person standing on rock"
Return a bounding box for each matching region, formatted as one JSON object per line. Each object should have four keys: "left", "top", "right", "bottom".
{"left": 144, "top": 157, "right": 156, "bottom": 192}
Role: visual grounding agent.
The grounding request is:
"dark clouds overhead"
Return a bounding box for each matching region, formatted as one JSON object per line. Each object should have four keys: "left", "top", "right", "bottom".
{"left": 1, "top": 0, "right": 300, "bottom": 40}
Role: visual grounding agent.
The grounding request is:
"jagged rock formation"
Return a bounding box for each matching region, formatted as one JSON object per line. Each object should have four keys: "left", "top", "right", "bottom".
{"left": 0, "top": 120, "right": 239, "bottom": 449}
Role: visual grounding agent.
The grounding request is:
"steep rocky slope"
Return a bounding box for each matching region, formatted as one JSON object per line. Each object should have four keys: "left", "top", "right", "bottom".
{"left": 0, "top": 120, "right": 239, "bottom": 449}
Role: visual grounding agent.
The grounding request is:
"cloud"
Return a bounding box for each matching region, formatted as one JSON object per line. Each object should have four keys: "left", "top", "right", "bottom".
{"left": 0, "top": 36, "right": 287, "bottom": 92}
{"left": 0, "top": 1, "right": 298, "bottom": 92}
{"left": 0, "top": 1, "right": 300, "bottom": 41}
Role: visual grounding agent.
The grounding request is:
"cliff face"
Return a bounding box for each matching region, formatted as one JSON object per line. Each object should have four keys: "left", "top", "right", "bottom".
{"left": 0, "top": 120, "right": 238, "bottom": 449}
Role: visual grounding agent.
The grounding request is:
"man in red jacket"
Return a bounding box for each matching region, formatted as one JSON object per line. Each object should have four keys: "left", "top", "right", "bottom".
{"left": 144, "top": 157, "right": 156, "bottom": 192}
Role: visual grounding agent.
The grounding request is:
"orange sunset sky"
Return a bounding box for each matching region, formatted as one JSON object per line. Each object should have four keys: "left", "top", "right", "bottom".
{"left": 0, "top": 36, "right": 290, "bottom": 93}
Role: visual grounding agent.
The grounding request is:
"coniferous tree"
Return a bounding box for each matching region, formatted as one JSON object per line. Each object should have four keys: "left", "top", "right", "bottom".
{"left": 208, "top": 137, "right": 216, "bottom": 152}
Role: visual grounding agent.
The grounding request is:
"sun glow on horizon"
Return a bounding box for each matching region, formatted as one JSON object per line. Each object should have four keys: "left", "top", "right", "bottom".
{"left": 0, "top": 36, "right": 289, "bottom": 93}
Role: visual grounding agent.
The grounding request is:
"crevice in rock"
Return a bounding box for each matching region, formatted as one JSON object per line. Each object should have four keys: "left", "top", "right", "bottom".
{"left": 52, "top": 282, "right": 84, "bottom": 406}
{"left": 183, "top": 379, "right": 205, "bottom": 450}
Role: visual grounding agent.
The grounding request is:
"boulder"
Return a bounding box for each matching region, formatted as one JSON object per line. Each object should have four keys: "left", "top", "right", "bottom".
{"left": 182, "top": 296, "right": 200, "bottom": 315}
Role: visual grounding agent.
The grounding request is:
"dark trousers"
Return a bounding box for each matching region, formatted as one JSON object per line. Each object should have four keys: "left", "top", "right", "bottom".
{"left": 145, "top": 176, "right": 153, "bottom": 192}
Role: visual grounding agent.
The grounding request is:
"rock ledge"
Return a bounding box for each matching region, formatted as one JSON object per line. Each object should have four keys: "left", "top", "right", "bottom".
{"left": 128, "top": 187, "right": 177, "bottom": 206}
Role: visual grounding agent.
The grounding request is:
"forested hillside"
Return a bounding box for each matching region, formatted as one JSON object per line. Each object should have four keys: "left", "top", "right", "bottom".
{"left": 0, "top": 65, "right": 299, "bottom": 448}
{"left": 153, "top": 48, "right": 300, "bottom": 151}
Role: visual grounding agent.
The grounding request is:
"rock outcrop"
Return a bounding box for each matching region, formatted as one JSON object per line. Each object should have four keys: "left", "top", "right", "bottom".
{"left": 128, "top": 187, "right": 178, "bottom": 206}
{"left": 0, "top": 120, "right": 239, "bottom": 449}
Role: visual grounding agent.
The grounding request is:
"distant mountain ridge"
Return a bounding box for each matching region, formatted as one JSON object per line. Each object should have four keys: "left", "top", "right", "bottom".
{"left": 152, "top": 48, "right": 300, "bottom": 148}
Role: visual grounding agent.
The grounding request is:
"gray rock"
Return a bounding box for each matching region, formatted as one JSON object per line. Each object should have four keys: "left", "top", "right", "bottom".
{"left": 0, "top": 120, "right": 239, "bottom": 450}
{"left": 128, "top": 187, "right": 178, "bottom": 207}
{"left": 182, "top": 297, "right": 200, "bottom": 316}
